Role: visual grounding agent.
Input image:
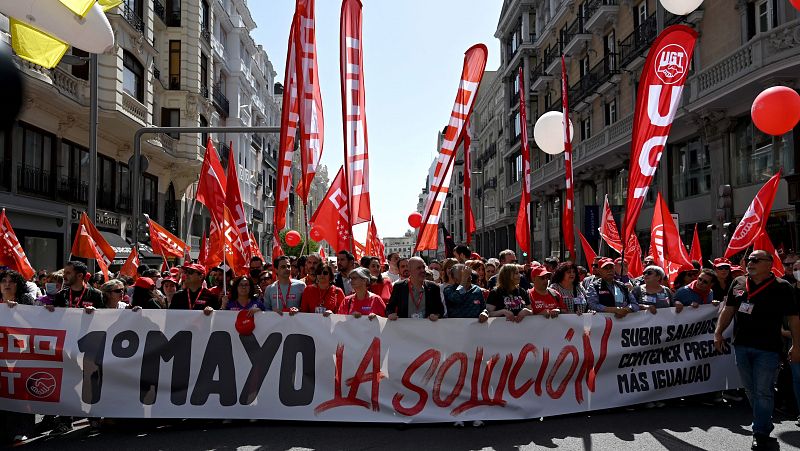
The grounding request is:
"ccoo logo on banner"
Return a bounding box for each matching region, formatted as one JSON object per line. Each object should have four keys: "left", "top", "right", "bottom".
{"left": 0, "top": 305, "right": 739, "bottom": 422}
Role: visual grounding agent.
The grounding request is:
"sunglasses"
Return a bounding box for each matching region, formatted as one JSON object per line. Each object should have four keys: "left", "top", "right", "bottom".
{"left": 747, "top": 257, "right": 771, "bottom": 263}
{"left": 697, "top": 278, "right": 713, "bottom": 285}
{"left": 317, "top": 271, "right": 332, "bottom": 276}
{"left": 108, "top": 288, "right": 124, "bottom": 294}
{"left": 643, "top": 270, "right": 656, "bottom": 276}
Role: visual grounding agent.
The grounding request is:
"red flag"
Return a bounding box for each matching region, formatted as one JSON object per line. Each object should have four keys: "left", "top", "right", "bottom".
{"left": 622, "top": 25, "right": 698, "bottom": 246}
{"left": 206, "top": 219, "right": 224, "bottom": 268}
{"left": 196, "top": 138, "right": 227, "bottom": 229}
{"left": 225, "top": 143, "right": 252, "bottom": 256}
{"left": 463, "top": 119, "right": 476, "bottom": 245}
{"left": 310, "top": 166, "right": 351, "bottom": 252}
{"left": 725, "top": 171, "right": 781, "bottom": 258}
{"left": 689, "top": 224, "right": 702, "bottom": 262}
{"left": 295, "top": 0, "right": 325, "bottom": 204}
{"left": 599, "top": 195, "right": 622, "bottom": 252}
{"left": 365, "top": 217, "right": 385, "bottom": 264}
{"left": 650, "top": 193, "right": 692, "bottom": 269}
{"left": 319, "top": 246, "right": 326, "bottom": 259}
{"left": 353, "top": 240, "right": 367, "bottom": 261}
{"left": 516, "top": 66, "right": 532, "bottom": 257}
{"left": 272, "top": 230, "right": 284, "bottom": 258}
{"left": 753, "top": 231, "right": 784, "bottom": 277}
{"left": 79, "top": 212, "right": 115, "bottom": 268}
{"left": 276, "top": 16, "right": 300, "bottom": 234}
{"left": 119, "top": 247, "right": 140, "bottom": 279}
{"left": 561, "top": 56, "right": 576, "bottom": 259}
{"left": 222, "top": 208, "right": 249, "bottom": 277}
{"left": 249, "top": 232, "right": 265, "bottom": 262}
{"left": 160, "top": 254, "right": 169, "bottom": 272}
{"left": 578, "top": 231, "right": 596, "bottom": 267}
{"left": 341, "top": 0, "right": 371, "bottom": 225}
{"left": 0, "top": 209, "right": 35, "bottom": 280}
{"left": 198, "top": 229, "right": 208, "bottom": 267}
{"left": 148, "top": 217, "right": 189, "bottom": 259}
{"left": 416, "top": 44, "right": 488, "bottom": 252}
{"left": 72, "top": 224, "right": 109, "bottom": 280}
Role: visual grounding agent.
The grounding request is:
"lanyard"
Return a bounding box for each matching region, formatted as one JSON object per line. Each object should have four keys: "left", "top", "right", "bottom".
{"left": 188, "top": 289, "right": 203, "bottom": 310}
{"left": 745, "top": 277, "right": 775, "bottom": 300}
{"left": 318, "top": 286, "right": 332, "bottom": 308}
{"left": 69, "top": 286, "right": 88, "bottom": 308}
{"left": 410, "top": 284, "right": 424, "bottom": 310}
{"left": 276, "top": 283, "right": 290, "bottom": 311}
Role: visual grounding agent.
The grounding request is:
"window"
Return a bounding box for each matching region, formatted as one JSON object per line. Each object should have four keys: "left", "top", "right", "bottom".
{"left": 169, "top": 41, "right": 181, "bottom": 90}
{"left": 18, "top": 123, "right": 55, "bottom": 196}
{"left": 58, "top": 141, "right": 89, "bottom": 202}
{"left": 755, "top": 0, "right": 775, "bottom": 34}
{"left": 200, "top": 54, "right": 208, "bottom": 97}
{"left": 142, "top": 173, "right": 158, "bottom": 220}
{"left": 70, "top": 48, "right": 89, "bottom": 80}
{"left": 161, "top": 108, "right": 180, "bottom": 139}
{"left": 635, "top": 1, "right": 648, "bottom": 28}
{"left": 199, "top": 114, "right": 208, "bottom": 146}
{"left": 122, "top": 51, "right": 144, "bottom": 102}
{"left": 512, "top": 111, "right": 521, "bottom": 139}
{"left": 165, "top": 0, "right": 180, "bottom": 26}
{"left": 579, "top": 56, "right": 589, "bottom": 78}
{"left": 604, "top": 31, "right": 616, "bottom": 70}
{"left": 734, "top": 120, "right": 795, "bottom": 185}
{"left": 580, "top": 116, "right": 591, "bottom": 141}
{"left": 604, "top": 98, "right": 617, "bottom": 126}
{"left": 510, "top": 152, "right": 523, "bottom": 184}
{"left": 200, "top": 0, "right": 209, "bottom": 31}
{"left": 118, "top": 163, "right": 131, "bottom": 212}
{"left": 672, "top": 137, "right": 711, "bottom": 199}
{"left": 611, "top": 170, "right": 627, "bottom": 206}
{"left": 97, "top": 155, "right": 115, "bottom": 210}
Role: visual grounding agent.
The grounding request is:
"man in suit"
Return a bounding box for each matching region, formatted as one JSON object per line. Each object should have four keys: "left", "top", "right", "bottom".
{"left": 386, "top": 256, "right": 443, "bottom": 321}
{"left": 333, "top": 250, "right": 356, "bottom": 296}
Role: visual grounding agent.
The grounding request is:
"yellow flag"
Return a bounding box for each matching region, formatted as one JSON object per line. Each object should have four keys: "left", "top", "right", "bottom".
{"left": 58, "top": 0, "right": 96, "bottom": 17}
{"left": 10, "top": 19, "right": 70, "bottom": 69}
{"left": 97, "top": 0, "right": 124, "bottom": 12}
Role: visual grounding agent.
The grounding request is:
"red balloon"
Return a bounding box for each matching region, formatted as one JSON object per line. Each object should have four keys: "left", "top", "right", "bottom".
{"left": 751, "top": 86, "right": 800, "bottom": 136}
{"left": 309, "top": 225, "right": 324, "bottom": 242}
{"left": 285, "top": 230, "right": 302, "bottom": 247}
{"left": 408, "top": 212, "right": 422, "bottom": 228}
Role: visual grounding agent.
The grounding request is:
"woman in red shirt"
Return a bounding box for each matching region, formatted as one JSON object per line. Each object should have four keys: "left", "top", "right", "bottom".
{"left": 338, "top": 267, "right": 385, "bottom": 318}
{"left": 367, "top": 257, "right": 392, "bottom": 303}
{"left": 527, "top": 265, "right": 566, "bottom": 318}
{"left": 301, "top": 262, "right": 344, "bottom": 315}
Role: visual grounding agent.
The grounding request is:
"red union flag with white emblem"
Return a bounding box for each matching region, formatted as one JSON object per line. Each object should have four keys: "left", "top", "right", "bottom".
{"left": 0, "top": 209, "right": 35, "bottom": 279}
{"left": 72, "top": 224, "right": 110, "bottom": 280}
{"left": 516, "top": 66, "right": 532, "bottom": 257}
{"left": 224, "top": 143, "right": 251, "bottom": 255}
{"left": 147, "top": 217, "right": 189, "bottom": 259}
{"left": 415, "top": 44, "right": 488, "bottom": 252}
{"left": 310, "top": 166, "right": 351, "bottom": 252}
{"left": 622, "top": 25, "right": 698, "bottom": 244}
{"left": 341, "top": 0, "right": 371, "bottom": 225}
{"left": 725, "top": 171, "right": 781, "bottom": 258}
{"left": 295, "top": 0, "right": 325, "bottom": 204}
{"left": 222, "top": 208, "right": 249, "bottom": 276}
{"left": 650, "top": 192, "right": 692, "bottom": 269}
{"left": 365, "top": 217, "right": 385, "bottom": 263}
{"left": 78, "top": 212, "right": 115, "bottom": 268}
{"left": 276, "top": 18, "right": 300, "bottom": 233}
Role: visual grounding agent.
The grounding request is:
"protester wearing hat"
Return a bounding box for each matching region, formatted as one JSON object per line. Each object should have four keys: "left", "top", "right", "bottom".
{"left": 613, "top": 257, "right": 631, "bottom": 286}
{"left": 264, "top": 256, "right": 305, "bottom": 314}
{"left": 712, "top": 258, "right": 734, "bottom": 304}
{"left": 160, "top": 276, "right": 178, "bottom": 308}
{"left": 528, "top": 265, "right": 566, "bottom": 318}
{"left": 675, "top": 268, "right": 716, "bottom": 308}
{"left": 338, "top": 267, "right": 386, "bottom": 318}
{"left": 481, "top": 263, "right": 532, "bottom": 323}
{"left": 586, "top": 258, "right": 639, "bottom": 317}
{"left": 100, "top": 279, "right": 130, "bottom": 309}
{"left": 549, "top": 262, "right": 588, "bottom": 314}
{"left": 169, "top": 263, "right": 219, "bottom": 314}
{"left": 129, "top": 277, "right": 162, "bottom": 309}
{"left": 673, "top": 264, "right": 700, "bottom": 291}
{"left": 223, "top": 275, "right": 265, "bottom": 312}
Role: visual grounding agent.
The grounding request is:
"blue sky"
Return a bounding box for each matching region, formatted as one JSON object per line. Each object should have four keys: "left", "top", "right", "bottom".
{"left": 249, "top": 0, "right": 501, "bottom": 238}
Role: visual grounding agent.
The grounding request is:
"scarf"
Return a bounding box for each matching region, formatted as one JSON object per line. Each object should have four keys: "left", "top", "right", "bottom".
{"left": 688, "top": 280, "right": 711, "bottom": 302}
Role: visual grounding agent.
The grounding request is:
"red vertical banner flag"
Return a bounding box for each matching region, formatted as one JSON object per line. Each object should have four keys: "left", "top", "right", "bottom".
{"left": 276, "top": 17, "right": 300, "bottom": 234}
{"left": 652, "top": 193, "right": 692, "bottom": 268}
{"left": 365, "top": 217, "right": 385, "bottom": 263}
{"left": 689, "top": 224, "right": 702, "bottom": 262}
{"left": 724, "top": 171, "right": 781, "bottom": 258}
{"left": 295, "top": 0, "right": 324, "bottom": 204}
{"left": 196, "top": 138, "right": 227, "bottom": 265}
{"left": 416, "top": 45, "right": 487, "bottom": 252}
{"left": 753, "top": 231, "right": 784, "bottom": 277}
{"left": 463, "top": 119, "right": 476, "bottom": 245}
{"left": 599, "top": 195, "right": 622, "bottom": 252}
{"left": 224, "top": 144, "right": 251, "bottom": 255}
{"left": 341, "top": 0, "right": 371, "bottom": 226}
{"left": 119, "top": 247, "right": 139, "bottom": 279}
{"left": 578, "top": 231, "right": 597, "bottom": 267}
{"left": 561, "top": 56, "right": 576, "bottom": 259}
{"left": 71, "top": 224, "right": 110, "bottom": 280}
{"left": 622, "top": 25, "right": 698, "bottom": 246}
{"left": 0, "top": 209, "right": 35, "bottom": 280}
{"left": 147, "top": 217, "right": 189, "bottom": 259}
{"left": 516, "top": 66, "right": 532, "bottom": 258}
{"left": 79, "top": 212, "right": 115, "bottom": 269}
{"left": 309, "top": 166, "right": 352, "bottom": 252}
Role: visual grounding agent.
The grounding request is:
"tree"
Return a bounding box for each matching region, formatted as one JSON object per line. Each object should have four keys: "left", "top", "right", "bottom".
{"left": 278, "top": 229, "right": 320, "bottom": 257}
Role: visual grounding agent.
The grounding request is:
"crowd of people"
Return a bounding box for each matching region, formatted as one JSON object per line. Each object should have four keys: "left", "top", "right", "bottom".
{"left": 1, "top": 244, "right": 799, "bottom": 449}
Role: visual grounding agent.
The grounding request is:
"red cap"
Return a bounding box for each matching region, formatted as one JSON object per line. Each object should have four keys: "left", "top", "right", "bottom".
{"left": 530, "top": 266, "right": 552, "bottom": 278}
{"left": 161, "top": 276, "right": 178, "bottom": 286}
{"left": 712, "top": 258, "right": 732, "bottom": 268}
{"left": 169, "top": 267, "right": 181, "bottom": 276}
{"left": 678, "top": 264, "right": 696, "bottom": 273}
{"left": 614, "top": 257, "right": 623, "bottom": 264}
{"left": 182, "top": 263, "right": 207, "bottom": 275}
{"left": 470, "top": 252, "right": 482, "bottom": 260}
{"left": 133, "top": 277, "right": 155, "bottom": 290}
{"left": 598, "top": 258, "right": 615, "bottom": 268}
{"left": 235, "top": 310, "right": 256, "bottom": 335}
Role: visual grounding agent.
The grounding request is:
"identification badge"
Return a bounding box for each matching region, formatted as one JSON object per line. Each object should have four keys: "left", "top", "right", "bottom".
{"left": 411, "top": 312, "right": 424, "bottom": 319}
{"left": 315, "top": 306, "right": 326, "bottom": 314}
{"left": 738, "top": 302, "right": 754, "bottom": 314}
{"left": 196, "top": 300, "right": 206, "bottom": 305}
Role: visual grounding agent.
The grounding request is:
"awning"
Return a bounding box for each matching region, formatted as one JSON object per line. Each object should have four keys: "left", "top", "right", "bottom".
{"left": 99, "top": 231, "right": 163, "bottom": 267}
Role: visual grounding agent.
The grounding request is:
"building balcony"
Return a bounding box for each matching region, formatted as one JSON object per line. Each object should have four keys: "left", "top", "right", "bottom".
{"left": 200, "top": 85, "right": 209, "bottom": 98}
{"left": 52, "top": 67, "right": 89, "bottom": 106}
{"left": 583, "top": 0, "right": 619, "bottom": 33}
{"left": 618, "top": 14, "right": 658, "bottom": 70}
{"left": 484, "top": 177, "right": 498, "bottom": 190}
{"left": 568, "top": 53, "right": 619, "bottom": 110}
{"left": 17, "top": 164, "right": 54, "bottom": 198}
{"left": 201, "top": 27, "right": 211, "bottom": 45}
{"left": 252, "top": 208, "right": 264, "bottom": 222}
{"left": 251, "top": 133, "right": 264, "bottom": 150}
{"left": 57, "top": 176, "right": 88, "bottom": 204}
{"left": 530, "top": 61, "right": 554, "bottom": 93}
{"left": 120, "top": 3, "right": 144, "bottom": 34}
{"left": 561, "top": 16, "right": 591, "bottom": 57}
{"left": 153, "top": 0, "right": 166, "bottom": 24}
{"left": 544, "top": 43, "right": 564, "bottom": 75}
{"left": 213, "top": 83, "right": 229, "bottom": 117}
{"left": 121, "top": 92, "right": 147, "bottom": 124}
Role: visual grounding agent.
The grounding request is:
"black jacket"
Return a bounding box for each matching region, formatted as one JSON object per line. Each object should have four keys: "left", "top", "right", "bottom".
{"left": 386, "top": 280, "right": 444, "bottom": 318}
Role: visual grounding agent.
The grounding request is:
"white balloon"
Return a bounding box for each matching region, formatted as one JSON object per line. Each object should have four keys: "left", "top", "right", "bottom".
{"left": 533, "top": 111, "right": 574, "bottom": 155}
{"left": 659, "top": 0, "right": 704, "bottom": 16}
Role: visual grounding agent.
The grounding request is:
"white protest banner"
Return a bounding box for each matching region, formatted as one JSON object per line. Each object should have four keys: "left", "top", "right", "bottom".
{"left": 0, "top": 305, "right": 739, "bottom": 422}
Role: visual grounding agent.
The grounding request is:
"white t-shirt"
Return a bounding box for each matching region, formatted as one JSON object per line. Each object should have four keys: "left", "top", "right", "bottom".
{"left": 382, "top": 270, "right": 400, "bottom": 283}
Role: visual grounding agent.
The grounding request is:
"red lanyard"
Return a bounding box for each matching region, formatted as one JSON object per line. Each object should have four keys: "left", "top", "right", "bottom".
{"left": 188, "top": 289, "right": 203, "bottom": 310}
{"left": 276, "top": 283, "right": 290, "bottom": 311}
{"left": 69, "top": 286, "right": 88, "bottom": 308}
{"left": 318, "top": 286, "right": 332, "bottom": 308}
{"left": 745, "top": 277, "right": 775, "bottom": 300}
{"left": 410, "top": 285, "right": 424, "bottom": 310}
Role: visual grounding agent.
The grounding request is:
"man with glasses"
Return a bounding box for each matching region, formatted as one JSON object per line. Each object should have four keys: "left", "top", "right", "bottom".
{"left": 586, "top": 258, "right": 639, "bottom": 317}
{"left": 264, "top": 256, "right": 305, "bottom": 314}
{"left": 675, "top": 268, "right": 717, "bottom": 308}
{"left": 715, "top": 250, "right": 800, "bottom": 450}
{"left": 582, "top": 256, "right": 604, "bottom": 290}
{"left": 387, "top": 257, "right": 443, "bottom": 321}
{"left": 169, "top": 263, "right": 219, "bottom": 313}
{"left": 487, "top": 249, "right": 531, "bottom": 290}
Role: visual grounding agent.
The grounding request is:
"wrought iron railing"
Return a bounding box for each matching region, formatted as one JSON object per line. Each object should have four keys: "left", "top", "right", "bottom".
{"left": 562, "top": 15, "right": 586, "bottom": 45}
{"left": 569, "top": 53, "right": 619, "bottom": 105}
{"left": 121, "top": 3, "right": 144, "bottom": 34}
{"left": 583, "top": 0, "right": 619, "bottom": 23}
{"left": 153, "top": 0, "right": 165, "bottom": 23}
{"left": 618, "top": 14, "right": 658, "bottom": 68}
{"left": 201, "top": 28, "right": 211, "bottom": 45}
{"left": 213, "top": 83, "right": 230, "bottom": 117}
{"left": 17, "top": 164, "right": 54, "bottom": 197}
{"left": 57, "top": 176, "right": 88, "bottom": 203}
{"left": 543, "top": 43, "right": 562, "bottom": 70}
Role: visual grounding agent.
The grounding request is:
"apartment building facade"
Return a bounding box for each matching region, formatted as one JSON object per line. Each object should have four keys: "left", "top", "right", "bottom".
{"left": 480, "top": 0, "right": 800, "bottom": 262}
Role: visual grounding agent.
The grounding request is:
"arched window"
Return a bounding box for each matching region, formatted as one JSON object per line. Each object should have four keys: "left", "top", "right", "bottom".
{"left": 122, "top": 50, "right": 144, "bottom": 102}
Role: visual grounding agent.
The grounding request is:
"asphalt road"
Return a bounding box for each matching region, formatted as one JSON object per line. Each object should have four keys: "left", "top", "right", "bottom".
{"left": 15, "top": 401, "right": 800, "bottom": 450}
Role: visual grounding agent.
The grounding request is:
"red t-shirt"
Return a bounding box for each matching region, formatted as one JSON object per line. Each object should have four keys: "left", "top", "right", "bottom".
{"left": 528, "top": 288, "right": 566, "bottom": 314}
{"left": 300, "top": 285, "right": 345, "bottom": 314}
{"left": 337, "top": 292, "right": 387, "bottom": 317}
{"left": 369, "top": 279, "right": 393, "bottom": 303}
